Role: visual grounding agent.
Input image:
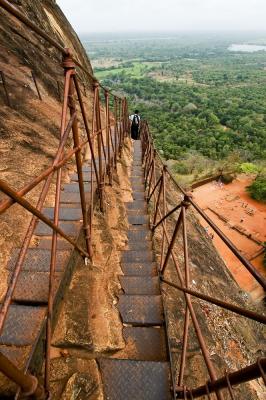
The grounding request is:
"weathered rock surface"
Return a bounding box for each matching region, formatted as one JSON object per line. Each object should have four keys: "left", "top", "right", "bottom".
{"left": 0, "top": 0, "right": 94, "bottom": 297}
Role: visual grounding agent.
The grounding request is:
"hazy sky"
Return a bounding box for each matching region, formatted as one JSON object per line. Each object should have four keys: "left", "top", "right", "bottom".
{"left": 57, "top": 0, "right": 266, "bottom": 33}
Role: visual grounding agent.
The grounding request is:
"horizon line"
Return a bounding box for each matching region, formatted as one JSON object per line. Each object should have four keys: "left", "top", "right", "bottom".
{"left": 78, "top": 29, "right": 266, "bottom": 35}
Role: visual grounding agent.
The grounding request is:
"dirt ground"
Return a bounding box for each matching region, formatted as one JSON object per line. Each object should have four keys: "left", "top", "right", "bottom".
{"left": 192, "top": 174, "right": 266, "bottom": 300}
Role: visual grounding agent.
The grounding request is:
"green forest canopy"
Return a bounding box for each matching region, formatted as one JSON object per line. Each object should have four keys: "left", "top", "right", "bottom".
{"left": 83, "top": 33, "right": 266, "bottom": 163}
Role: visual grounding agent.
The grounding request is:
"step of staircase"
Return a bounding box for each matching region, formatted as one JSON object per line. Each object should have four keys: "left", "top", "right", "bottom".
{"left": 99, "top": 359, "right": 172, "bottom": 400}
{"left": 112, "top": 327, "right": 168, "bottom": 361}
{"left": 99, "top": 140, "right": 172, "bottom": 399}
{"left": 119, "top": 275, "right": 160, "bottom": 295}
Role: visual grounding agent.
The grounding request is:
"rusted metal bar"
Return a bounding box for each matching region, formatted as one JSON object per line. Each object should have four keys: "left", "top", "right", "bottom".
{"left": 152, "top": 176, "right": 164, "bottom": 227}
{"left": 205, "top": 383, "right": 212, "bottom": 399}
{"left": 187, "top": 197, "right": 266, "bottom": 290}
{"left": 147, "top": 174, "right": 162, "bottom": 203}
{"left": 45, "top": 64, "right": 72, "bottom": 391}
{"left": 225, "top": 372, "right": 235, "bottom": 400}
{"left": 178, "top": 204, "right": 191, "bottom": 387}
{"left": 73, "top": 74, "right": 100, "bottom": 188}
{"left": 0, "top": 70, "right": 11, "bottom": 107}
{"left": 0, "top": 70, "right": 73, "bottom": 336}
{"left": 0, "top": 179, "right": 90, "bottom": 258}
{"left": 0, "top": 352, "right": 46, "bottom": 399}
{"left": 0, "top": 111, "right": 76, "bottom": 215}
{"left": 118, "top": 98, "right": 123, "bottom": 157}
{"left": 144, "top": 146, "right": 152, "bottom": 184}
{"left": 156, "top": 205, "right": 223, "bottom": 399}
{"left": 146, "top": 157, "right": 154, "bottom": 194}
{"left": 114, "top": 96, "right": 118, "bottom": 168}
{"left": 94, "top": 82, "right": 104, "bottom": 211}
{"left": 161, "top": 209, "right": 183, "bottom": 275}
{"left": 144, "top": 122, "right": 266, "bottom": 290}
{"left": 69, "top": 74, "right": 93, "bottom": 258}
{"left": 31, "top": 71, "right": 42, "bottom": 100}
{"left": 98, "top": 93, "right": 107, "bottom": 166}
{"left": 160, "top": 168, "right": 167, "bottom": 268}
{"left": 176, "top": 358, "right": 266, "bottom": 399}
{"left": 161, "top": 278, "right": 266, "bottom": 324}
{"left": 105, "top": 89, "right": 112, "bottom": 184}
{"left": 257, "top": 357, "right": 266, "bottom": 385}
{"left": 147, "top": 154, "right": 156, "bottom": 199}
{"left": 144, "top": 154, "right": 153, "bottom": 189}
{"left": 152, "top": 202, "right": 182, "bottom": 231}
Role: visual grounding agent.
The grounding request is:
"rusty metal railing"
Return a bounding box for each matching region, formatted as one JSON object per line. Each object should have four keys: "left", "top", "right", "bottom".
{"left": 0, "top": 1, "right": 130, "bottom": 398}
{"left": 140, "top": 121, "right": 266, "bottom": 399}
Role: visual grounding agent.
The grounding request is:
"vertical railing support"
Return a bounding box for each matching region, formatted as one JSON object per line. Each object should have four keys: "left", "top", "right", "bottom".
{"left": 105, "top": 89, "right": 112, "bottom": 184}
{"left": 93, "top": 82, "right": 104, "bottom": 211}
{"left": 160, "top": 209, "right": 183, "bottom": 276}
{"left": 178, "top": 197, "right": 191, "bottom": 386}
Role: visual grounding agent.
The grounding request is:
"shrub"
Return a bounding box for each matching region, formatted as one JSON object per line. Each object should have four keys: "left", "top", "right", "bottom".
{"left": 238, "top": 163, "right": 260, "bottom": 174}
{"left": 173, "top": 163, "right": 190, "bottom": 175}
{"left": 221, "top": 174, "right": 234, "bottom": 184}
{"left": 247, "top": 175, "right": 266, "bottom": 202}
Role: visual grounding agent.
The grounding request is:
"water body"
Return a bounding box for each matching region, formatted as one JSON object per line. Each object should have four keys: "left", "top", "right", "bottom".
{"left": 229, "top": 44, "right": 266, "bottom": 52}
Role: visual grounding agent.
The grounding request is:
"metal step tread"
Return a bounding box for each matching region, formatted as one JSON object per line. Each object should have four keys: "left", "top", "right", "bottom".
{"left": 128, "top": 214, "right": 149, "bottom": 225}
{"left": 112, "top": 327, "right": 168, "bottom": 361}
{"left": 122, "top": 250, "right": 153, "bottom": 263}
{"left": 119, "top": 276, "right": 160, "bottom": 295}
{"left": 98, "top": 358, "right": 172, "bottom": 400}
{"left": 121, "top": 262, "right": 157, "bottom": 276}
{"left": 118, "top": 295, "right": 164, "bottom": 325}
{"left": 43, "top": 207, "right": 82, "bottom": 221}
{"left": 7, "top": 248, "right": 70, "bottom": 273}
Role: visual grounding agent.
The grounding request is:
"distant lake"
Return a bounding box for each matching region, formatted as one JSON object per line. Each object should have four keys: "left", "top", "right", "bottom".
{"left": 229, "top": 44, "right": 266, "bottom": 52}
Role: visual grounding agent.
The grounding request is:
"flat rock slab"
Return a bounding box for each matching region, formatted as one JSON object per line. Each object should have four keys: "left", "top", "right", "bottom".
{"left": 7, "top": 248, "right": 69, "bottom": 272}
{"left": 10, "top": 271, "right": 61, "bottom": 303}
{"left": 119, "top": 276, "right": 160, "bottom": 295}
{"left": 118, "top": 295, "right": 164, "bottom": 325}
{"left": 122, "top": 250, "right": 153, "bottom": 263}
{"left": 0, "top": 305, "right": 46, "bottom": 346}
{"left": 98, "top": 358, "right": 171, "bottom": 400}
{"left": 113, "top": 327, "right": 168, "bottom": 361}
{"left": 35, "top": 221, "right": 80, "bottom": 237}
{"left": 43, "top": 207, "right": 82, "bottom": 221}
{"left": 121, "top": 262, "right": 157, "bottom": 276}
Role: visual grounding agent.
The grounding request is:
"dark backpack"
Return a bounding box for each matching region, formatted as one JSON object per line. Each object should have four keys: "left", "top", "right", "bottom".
{"left": 132, "top": 114, "right": 140, "bottom": 127}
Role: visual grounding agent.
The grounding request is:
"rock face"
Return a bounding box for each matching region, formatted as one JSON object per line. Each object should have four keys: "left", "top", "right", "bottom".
{"left": 0, "top": 0, "right": 94, "bottom": 296}
{"left": 0, "top": 2, "right": 265, "bottom": 399}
